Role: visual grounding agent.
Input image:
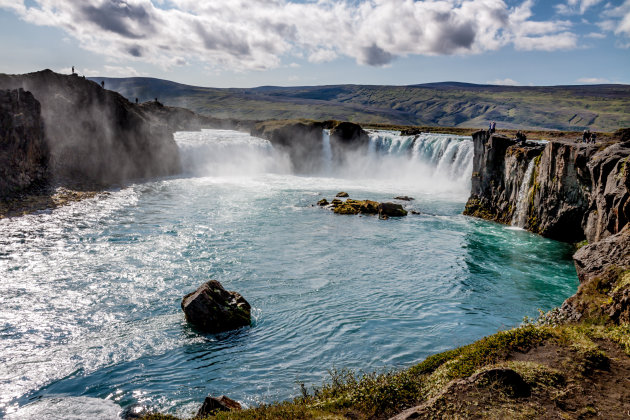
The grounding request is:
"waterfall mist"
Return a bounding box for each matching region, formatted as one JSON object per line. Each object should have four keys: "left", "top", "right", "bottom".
{"left": 176, "top": 128, "right": 473, "bottom": 197}
{"left": 176, "top": 129, "right": 293, "bottom": 177}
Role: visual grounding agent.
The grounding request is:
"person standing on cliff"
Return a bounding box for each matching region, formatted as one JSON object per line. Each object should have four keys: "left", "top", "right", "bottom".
{"left": 71, "top": 66, "right": 74, "bottom": 75}
{"left": 490, "top": 121, "right": 496, "bottom": 134}
{"left": 101, "top": 81, "right": 105, "bottom": 89}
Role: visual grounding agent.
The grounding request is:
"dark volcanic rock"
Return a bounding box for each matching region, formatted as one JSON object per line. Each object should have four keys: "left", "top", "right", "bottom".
{"left": 378, "top": 202, "right": 408, "bottom": 217}
{"left": 394, "top": 196, "right": 414, "bottom": 201}
{"left": 582, "top": 142, "right": 630, "bottom": 243}
{"left": 251, "top": 120, "right": 324, "bottom": 173}
{"left": 463, "top": 130, "right": 630, "bottom": 242}
{"left": 562, "top": 226, "right": 630, "bottom": 324}
{"left": 196, "top": 395, "right": 242, "bottom": 417}
{"left": 0, "top": 70, "right": 181, "bottom": 186}
{"left": 0, "top": 89, "right": 48, "bottom": 196}
{"left": 464, "top": 131, "right": 545, "bottom": 225}
{"left": 181, "top": 280, "right": 251, "bottom": 333}
{"left": 336, "top": 191, "right": 349, "bottom": 197}
{"left": 527, "top": 141, "right": 595, "bottom": 241}
{"left": 317, "top": 198, "right": 329, "bottom": 206}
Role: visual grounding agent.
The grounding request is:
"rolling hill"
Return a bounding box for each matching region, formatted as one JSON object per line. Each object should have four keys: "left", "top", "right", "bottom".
{"left": 92, "top": 77, "right": 630, "bottom": 132}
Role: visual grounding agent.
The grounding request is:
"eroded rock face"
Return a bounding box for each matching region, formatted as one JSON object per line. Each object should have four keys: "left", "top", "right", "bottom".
{"left": 0, "top": 89, "right": 48, "bottom": 196}
{"left": 464, "top": 131, "right": 544, "bottom": 225}
{"left": 181, "top": 280, "right": 251, "bottom": 333}
{"left": 583, "top": 142, "right": 630, "bottom": 243}
{"left": 465, "top": 129, "right": 629, "bottom": 242}
{"left": 250, "top": 120, "right": 324, "bottom": 173}
{"left": 561, "top": 226, "right": 630, "bottom": 323}
{"left": 250, "top": 120, "right": 369, "bottom": 173}
{"left": 528, "top": 141, "right": 594, "bottom": 241}
{"left": 0, "top": 70, "right": 181, "bottom": 186}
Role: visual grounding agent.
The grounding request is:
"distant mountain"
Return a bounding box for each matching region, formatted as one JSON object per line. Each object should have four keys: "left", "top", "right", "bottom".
{"left": 91, "top": 77, "right": 630, "bottom": 132}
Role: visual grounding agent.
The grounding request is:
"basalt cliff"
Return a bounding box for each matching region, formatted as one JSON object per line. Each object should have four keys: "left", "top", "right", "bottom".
{"left": 0, "top": 70, "right": 207, "bottom": 194}
{"left": 464, "top": 130, "right": 630, "bottom": 243}
{"left": 0, "top": 89, "right": 48, "bottom": 197}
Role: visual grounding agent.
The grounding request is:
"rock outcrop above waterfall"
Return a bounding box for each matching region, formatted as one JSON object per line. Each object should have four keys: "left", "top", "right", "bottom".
{"left": 464, "top": 130, "right": 629, "bottom": 242}
{"left": 181, "top": 280, "right": 251, "bottom": 333}
{"left": 0, "top": 70, "right": 181, "bottom": 187}
{"left": 0, "top": 89, "right": 49, "bottom": 196}
{"left": 251, "top": 119, "right": 368, "bottom": 172}
{"left": 251, "top": 120, "right": 325, "bottom": 173}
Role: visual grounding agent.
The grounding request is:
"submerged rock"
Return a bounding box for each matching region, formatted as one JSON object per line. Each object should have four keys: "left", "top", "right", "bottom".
{"left": 378, "top": 202, "right": 408, "bottom": 217}
{"left": 394, "top": 196, "right": 414, "bottom": 201}
{"left": 197, "top": 395, "right": 242, "bottom": 417}
{"left": 181, "top": 280, "right": 251, "bottom": 333}
{"left": 336, "top": 192, "right": 349, "bottom": 197}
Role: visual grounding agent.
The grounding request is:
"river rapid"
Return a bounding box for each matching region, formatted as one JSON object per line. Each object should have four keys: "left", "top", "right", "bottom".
{"left": 0, "top": 129, "right": 577, "bottom": 418}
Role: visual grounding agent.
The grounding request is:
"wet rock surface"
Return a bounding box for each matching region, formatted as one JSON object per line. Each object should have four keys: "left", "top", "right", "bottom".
{"left": 0, "top": 89, "right": 48, "bottom": 196}
{"left": 319, "top": 194, "right": 408, "bottom": 218}
{"left": 181, "top": 280, "right": 251, "bottom": 334}
{"left": 465, "top": 130, "right": 629, "bottom": 242}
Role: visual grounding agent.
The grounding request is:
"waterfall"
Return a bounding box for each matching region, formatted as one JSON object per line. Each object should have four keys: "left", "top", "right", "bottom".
{"left": 365, "top": 130, "right": 474, "bottom": 182}
{"left": 322, "top": 129, "right": 332, "bottom": 172}
{"left": 511, "top": 158, "right": 536, "bottom": 228}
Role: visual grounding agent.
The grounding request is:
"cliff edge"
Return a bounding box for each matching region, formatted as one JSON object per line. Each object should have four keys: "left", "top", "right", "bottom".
{"left": 464, "top": 130, "right": 629, "bottom": 243}
{"left": 0, "top": 89, "right": 48, "bottom": 196}
{"left": 0, "top": 70, "right": 181, "bottom": 187}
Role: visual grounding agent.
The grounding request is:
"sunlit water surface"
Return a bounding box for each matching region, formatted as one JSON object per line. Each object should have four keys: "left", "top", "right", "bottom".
{"left": 0, "top": 130, "right": 577, "bottom": 418}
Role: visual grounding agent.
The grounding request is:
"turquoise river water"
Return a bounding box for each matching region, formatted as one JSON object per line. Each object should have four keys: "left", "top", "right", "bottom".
{"left": 0, "top": 129, "right": 577, "bottom": 419}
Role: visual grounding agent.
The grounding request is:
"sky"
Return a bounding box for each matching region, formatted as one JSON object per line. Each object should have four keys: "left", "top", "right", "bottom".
{"left": 0, "top": 0, "right": 629, "bottom": 88}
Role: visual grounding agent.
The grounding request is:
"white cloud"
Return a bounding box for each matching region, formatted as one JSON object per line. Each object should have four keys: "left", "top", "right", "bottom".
{"left": 487, "top": 78, "right": 520, "bottom": 86}
{"left": 0, "top": 0, "right": 593, "bottom": 71}
{"left": 556, "top": 0, "right": 603, "bottom": 15}
{"left": 585, "top": 32, "right": 606, "bottom": 38}
{"left": 577, "top": 77, "right": 610, "bottom": 83}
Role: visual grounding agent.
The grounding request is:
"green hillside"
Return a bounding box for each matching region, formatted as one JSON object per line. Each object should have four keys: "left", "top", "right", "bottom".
{"left": 94, "top": 77, "right": 630, "bottom": 132}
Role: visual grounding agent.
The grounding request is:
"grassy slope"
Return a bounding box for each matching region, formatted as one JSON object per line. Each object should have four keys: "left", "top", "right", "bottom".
{"left": 95, "top": 77, "right": 630, "bottom": 132}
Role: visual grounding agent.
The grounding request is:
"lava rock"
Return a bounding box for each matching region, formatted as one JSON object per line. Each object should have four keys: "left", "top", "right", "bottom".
{"left": 197, "top": 395, "right": 242, "bottom": 417}
{"left": 317, "top": 198, "right": 329, "bottom": 206}
{"left": 330, "top": 198, "right": 343, "bottom": 207}
{"left": 394, "top": 196, "right": 414, "bottom": 201}
{"left": 336, "top": 192, "right": 349, "bottom": 197}
{"left": 0, "top": 89, "right": 49, "bottom": 197}
{"left": 181, "top": 280, "right": 251, "bottom": 333}
{"left": 378, "top": 202, "right": 408, "bottom": 217}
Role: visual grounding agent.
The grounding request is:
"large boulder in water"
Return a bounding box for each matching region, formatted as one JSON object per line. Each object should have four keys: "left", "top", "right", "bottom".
{"left": 378, "top": 202, "right": 408, "bottom": 217}
{"left": 181, "top": 280, "right": 251, "bottom": 333}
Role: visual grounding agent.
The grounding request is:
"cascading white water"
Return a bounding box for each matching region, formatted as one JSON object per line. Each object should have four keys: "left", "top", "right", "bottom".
{"left": 176, "top": 129, "right": 292, "bottom": 176}
{"left": 322, "top": 129, "right": 332, "bottom": 173}
{"left": 511, "top": 158, "right": 536, "bottom": 228}
{"left": 362, "top": 130, "right": 474, "bottom": 187}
